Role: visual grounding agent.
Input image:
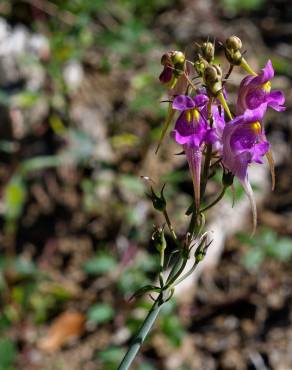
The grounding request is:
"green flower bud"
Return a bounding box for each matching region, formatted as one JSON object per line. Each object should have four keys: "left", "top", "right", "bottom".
{"left": 204, "top": 64, "right": 223, "bottom": 96}
{"left": 225, "top": 36, "right": 243, "bottom": 66}
{"left": 152, "top": 226, "right": 167, "bottom": 253}
{"left": 194, "top": 56, "right": 209, "bottom": 77}
{"left": 195, "top": 243, "right": 206, "bottom": 263}
{"left": 147, "top": 185, "right": 166, "bottom": 212}
{"left": 171, "top": 51, "right": 185, "bottom": 65}
{"left": 201, "top": 41, "right": 215, "bottom": 63}
{"left": 194, "top": 236, "right": 211, "bottom": 263}
{"left": 226, "top": 35, "right": 242, "bottom": 51}
{"left": 225, "top": 48, "right": 242, "bottom": 66}
{"left": 171, "top": 51, "right": 186, "bottom": 78}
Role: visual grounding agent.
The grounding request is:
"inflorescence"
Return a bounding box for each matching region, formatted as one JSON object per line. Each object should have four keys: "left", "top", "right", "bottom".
{"left": 158, "top": 35, "right": 285, "bottom": 234}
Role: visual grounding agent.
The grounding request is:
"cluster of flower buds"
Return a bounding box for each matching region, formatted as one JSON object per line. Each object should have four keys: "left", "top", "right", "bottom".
{"left": 158, "top": 36, "right": 285, "bottom": 233}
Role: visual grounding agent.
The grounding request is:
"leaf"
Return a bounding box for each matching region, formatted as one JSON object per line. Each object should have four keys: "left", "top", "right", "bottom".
{"left": 119, "top": 175, "right": 145, "bottom": 196}
{"left": 0, "top": 338, "right": 16, "bottom": 369}
{"left": 83, "top": 253, "right": 117, "bottom": 275}
{"left": 20, "top": 155, "right": 62, "bottom": 174}
{"left": 38, "top": 311, "right": 85, "bottom": 352}
{"left": 87, "top": 303, "right": 114, "bottom": 324}
{"left": 4, "top": 175, "right": 27, "bottom": 221}
{"left": 130, "top": 285, "right": 161, "bottom": 301}
{"left": 161, "top": 313, "right": 185, "bottom": 347}
{"left": 98, "top": 346, "right": 125, "bottom": 363}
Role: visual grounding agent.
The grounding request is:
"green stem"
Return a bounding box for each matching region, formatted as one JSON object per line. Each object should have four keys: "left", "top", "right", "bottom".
{"left": 117, "top": 296, "right": 164, "bottom": 370}
{"left": 200, "top": 143, "right": 213, "bottom": 199}
{"left": 163, "top": 209, "right": 177, "bottom": 241}
{"left": 159, "top": 249, "right": 165, "bottom": 287}
{"left": 223, "top": 64, "right": 233, "bottom": 83}
{"left": 172, "top": 261, "right": 199, "bottom": 287}
{"left": 200, "top": 186, "right": 226, "bottom": 213}
{"left": 165, "top": 253, "right": 188, "bottom": 288}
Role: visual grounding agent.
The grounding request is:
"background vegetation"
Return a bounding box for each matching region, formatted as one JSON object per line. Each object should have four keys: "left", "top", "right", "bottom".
{"left": 0, "top": 0, "right": 292, "bottom": 369}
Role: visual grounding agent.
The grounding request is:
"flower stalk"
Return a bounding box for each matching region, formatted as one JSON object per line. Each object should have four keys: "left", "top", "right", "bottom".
{"left": 116, "top": 35, "right": 285, "bottom": 370}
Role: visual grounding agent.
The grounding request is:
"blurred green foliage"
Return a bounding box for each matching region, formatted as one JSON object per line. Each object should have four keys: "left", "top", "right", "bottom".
{"left": 0, "top": 338, "right": 18, "bottom": 370}
{"left": 87, "top": 303, "right": 114, "bottom": 324}
{"left": 239, "top": 229, "right": 292, "bottom": 270}
{"left": 222, "top": 0, "right": 265, "bottom": 13}
{"left": 83, "top": 252, "right": 117, "bottom": 275}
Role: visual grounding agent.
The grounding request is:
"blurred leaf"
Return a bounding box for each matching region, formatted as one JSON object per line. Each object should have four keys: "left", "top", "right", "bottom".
{"left": 138, "top": 363, "right": 155, "bottom": 370}
{"left": 87, "top": 303, "right": 114, "bottom": 324}
{"left": 20, "top": 155, "right": 62, "bottom": 174}
{"left": 98, "top": 346, "right": 125, "bottom": 363}
{"left": 13, "top": 258, "right": 37, "bottom": 276}
{"left": 12, "top": 91, "right": 40, "bottom": 108}
{"left": 65, "top": 129, "right": 96, "bottom": 162}
{"left": 83, "top": 253, "right": 117, "bottom": 275}
{"left": 119, "top": 175, "right": 145, "bottom": 196}
{"left": 0, "top": 338, "right": 17, "bottom": 369}
{"left": 162, "top": 170, "right": 189, "bottom": 184}
{"left": 38, "top": 311, "right": 85, "bottom": 353}
{"left": 0, "top": 141, "right": 18, "bottom": 153}
{"left": 111, "top": 133, "right": 140, "bottom": 149}
{"left": 118, "top": 255, "right": 158, "bottom": 295}
{"left": 4, "top": 175, "right": 27, "bottom": 221}
{"left": 269, "top": 56, "right": 292, "bottom": 75}
{"left": 222, "top": 0, "right": 264, "bottom": 12}
{"left": 240, "top": 229, "right": 292, "bottom": 269}
{"left": 242, "top": 248, "right": 264, "bottom": 270}
{"left": 0, "top": 90, "right": 10, "bottom": 105}
{"left": 49, "top": 115, "right": 66, "bottom": 136}
{"left": 160, "top": 313, "right": 185, "bottom": 347}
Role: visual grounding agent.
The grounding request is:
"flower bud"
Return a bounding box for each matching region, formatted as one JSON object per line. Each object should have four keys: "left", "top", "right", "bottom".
{"left": 147, "top": 185, "right": 166, "bottom": 212}
{"left": 159, "top": 51, "right": 185, "bottom": 87}
{"left": 195, "top": 238, "right": 207, "bottom": 263}
{"left": 204, "top": 64, "right": 222, "bottom": 82}
{"left": 201, "top": 41, "right": 214, "bottom": 63}
{"left": 204, "top": 64, "right": 223, "bottom": 96}
{"left": 171, "top": 51, "right": 185, "bottom": 66}
{"left": 194, "top": 56, "right": 209, "bottom": 77}
{"left": 152, "top": 226, "right": 167, "bottom": 253}
{"left": 225, "top": 48, "right": 242, "bottom": 66}
{"left": 226, "top": 35, "right": 242, "bottom": 51}
{"left": 171, "top": 51, "right": 186, "bottom": 78}
{"left": 225, "top": 36, "right": 243, "bottom": 66}
{"left": 194, "top": 235, "right": 212, "bottom": 263}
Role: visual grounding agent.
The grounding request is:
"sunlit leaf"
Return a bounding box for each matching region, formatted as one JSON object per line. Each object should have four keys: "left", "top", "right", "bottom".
{"left": 83, "top": 253, "right": 117, "bottom": 275}
{"left": 87, "top": 303, "right": 114, "bottom": 324}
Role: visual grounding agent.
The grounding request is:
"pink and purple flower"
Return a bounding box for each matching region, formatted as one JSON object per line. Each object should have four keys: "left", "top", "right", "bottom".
{"left": 171, "top": 94, "right": 224, "bottom": 211}
{"left": 237, "top": 60, "right": 285, "bottom": 116}
{"left": 222, "top": 107, "right": 270, "bottom": 232}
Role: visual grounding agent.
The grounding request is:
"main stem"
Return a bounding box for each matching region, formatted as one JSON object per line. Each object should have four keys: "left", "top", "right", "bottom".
{"left": 117, "top": 296, "right": 164, "bottom": 370}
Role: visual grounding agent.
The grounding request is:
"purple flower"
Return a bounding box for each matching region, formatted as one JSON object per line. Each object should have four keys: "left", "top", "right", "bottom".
{"left": 237, "top": 60, "right": 285, "bottom": 116}
{"left": 210, "top": 104, "right": 226, "bottom": 153}
{"left": 171, "top": 94, "right": 217, "bottom": 211}
{"left": 222, "top": 108, "right": 270, "bottom": 233}
{"left": 171, "top": 94, "right": 216, "bottom": 147}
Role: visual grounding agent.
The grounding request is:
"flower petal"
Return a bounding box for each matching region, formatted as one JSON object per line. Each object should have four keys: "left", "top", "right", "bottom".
{"left": 172, "top": 95, "right": 196, "bottom": 111}
{"left": 240, "top": 176, "right": 257, "bottom": 236}
{"left": 266, "top": 90, "right": 286, "bottom": 111}
{"left": 253, "top": 60, "right": 274, "bottom": 84}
